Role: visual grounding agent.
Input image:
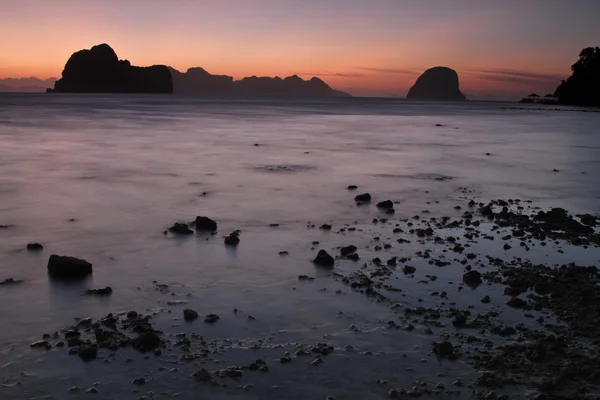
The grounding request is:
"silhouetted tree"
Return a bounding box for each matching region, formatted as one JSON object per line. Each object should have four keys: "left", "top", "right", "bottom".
{"left": 554, "top": 47, "right": 600, "bottom": 106}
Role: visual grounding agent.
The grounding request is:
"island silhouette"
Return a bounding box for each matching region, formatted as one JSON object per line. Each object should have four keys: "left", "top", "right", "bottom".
{"left": 48, "top": 44, "right": 350, "bottom": 97}
{"left": 48, "top": 44, "right": 172, "bottom": 93}
{"left": 554, "top": 47, "right": 600, "bottom": 106}
{"left": 406, "top": 67, "right": 466, "bottom": 101}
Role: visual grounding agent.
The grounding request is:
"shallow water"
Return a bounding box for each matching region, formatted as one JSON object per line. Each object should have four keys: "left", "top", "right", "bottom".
{"left": 0, "top": 94, "right": 599, "bottom": 399}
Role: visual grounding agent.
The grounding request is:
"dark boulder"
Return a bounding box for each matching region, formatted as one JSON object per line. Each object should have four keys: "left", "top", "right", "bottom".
{"left": 132, "top": 331, "right": 163, "bottom": 352}
{"left": 47, "top": 255, "right": 92, "bottom": 278}
{"left": 195, "top": 216, "right": 217, "bottom": 231}
{"left": 433, "top": 341, "right": 454, "bottom": 357}
{"left": 313, "top": 250, "right": 335, "bottom": 267}
{"left": 340, "top": 245, "right": 357, "bottom": 257}
{"left": 78, "top": 344, "right": 98, "bottom": 361}
{"left": 347, "top": 185, "right": 358, "bottom": 190}
{"left": 204, "top": 314, "right": 220, "bottom": 323}
{"left": 403, "top": 265, "right": 416, "bottom": 274}
{"left": 26, "top": 243, "right": 43, "bottom": 251}
{"left": 462, "top": 270, "right": 482, "bottom": 287}
{"left": 51, "top": 44, "right": 172, "bottom": 93}
{"left": 376, "top": 200, "right": 394, "bottom": 209}
{"left": 224, "top": 231, "right": 240, "bottom": 246}
{"left": 183, "top": 309, "right": 199, "bottom": 321}
{"left": 354, "top": 193, "right": 371, "bottom": 203}
{"left": 407, "top": 67, "right": 466, "bottom": 101}
{"left": 193, "top": 368, "right": 212, "bottom": 382}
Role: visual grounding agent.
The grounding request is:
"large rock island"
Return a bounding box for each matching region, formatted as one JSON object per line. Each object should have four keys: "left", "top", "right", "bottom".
{"left": 554, "top": 47, "right": 600, "bottom": 107}
{"left": 169, "top": 67, "right": 350, "bottom": 97}
{"left": 49, "top": 44, "right": 172, "bottom": 93}
{"left": 407, "top": 67, "right": 466, "bottom": 101}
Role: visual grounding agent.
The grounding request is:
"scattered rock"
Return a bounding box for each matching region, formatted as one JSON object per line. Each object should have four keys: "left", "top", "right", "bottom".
{"left": 132, "top": 378, "right": 145, "bottom": 386}
{"left": 481, "top": 295, "right": 491, "bottom": 303}
{"left": 204, "top": 314, "right": 220, "bottom": 323}
{"left": 320, "top": 224, "right": 332, "bottom": 230}
{"left": 403, "top": 266, "right": 416, "bottom": 274}
{"left": 224, "top": 231, "right": 240, "bottom": 246}
{"left": 195, "top": 216, "right": 217, "bottom": 231}
{"left": 193, "top": 368, "right": 212, "bottom": 382}
{"left": 354, "top": 193, "right": 371, "bottom": 203}
{"left": 347, "top": 185, "right": 358, "bottom": 190}
{"left": 462, "top": 270, "right": 482, "bottom": 287}
{"left": 78, "top": 344, "right": 98, "bottom": 361}
{"left": 0, "top": 278, "right": 24, "bottom": 286}
{"left": 84, "top": 287, "right": 112, "bottom": 296}
{"left": 376, "top": 200, "right": 394, "bottom": 209}
{"left": 26, "top": 243, "right": 43, "bottom": 251}
{"left": 433, "top": 341, "right": 454, "bottom": 357}
{"left": 168, "top": 223, "right": 193, "bottom": 235}
{"left": 183, "top": 309, "right": 199, "bottom": 321}
{"left": 313, "top": 250, "right": 335, "bottom": 267}
{"left": 340, "top": 245, "right": 357, "bottom": 257}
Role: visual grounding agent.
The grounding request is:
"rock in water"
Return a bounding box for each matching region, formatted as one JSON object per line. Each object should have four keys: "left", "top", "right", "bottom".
{"left": 26, "top": 243, "right": 43, "bottom": 251}
{"left": 0, "top": 278, "right": 24, "bottom": 286}
{"left": 376, "top": 200, "right": 394, "bottom": 209}
{"left": 313, "top": 250, "right": 335, "bottom": 267}
{"left": 406, "top": 67, "right": 466, "bottom": 101}
{"left": 354, "top": 193, "right": 371, "bottom": 203}
{"left": 433, "top": 341, "right": 454, "bottom": 357}
{"left": 462, "top": 270, "right": 482, "bottom": 287}
{"left": 84, "top": 287, "right": 112, "bottom": 296}
{"left": 168, "top": 223, "right": 193, "bottom": 235}
{"left": 224, "top": 231, "right": 240, "bottom": 246}
{"left": 195, "top": 216, "right": 217, "bottom": 231}
{"left": 183, "top": 309, "right": 199, "bottom": 321}
{"left": 50, "top": 43, "right": 172, "bottom": 93}
{"left": 47, "top": 255, "right": 92, "bottom": 278}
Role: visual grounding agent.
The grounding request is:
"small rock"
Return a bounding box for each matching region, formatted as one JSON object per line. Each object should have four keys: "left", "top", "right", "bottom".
{"left": 193, "top": 368, "right": 212, "bottom": 382}
{"left": 78, "top": 344, "right": 98, "bottom": 361}
{"left": 224, "top": 231, "right": 240, "bottom": 246}
{"left": 354, "top": 193, "right": 371, "bottom": 203}
{"left": 340, "top": 245, "right": 357, "bottom": 257}
{"left": 183, "top": 309, "right": 199, "bottom": 321}
{"left": 0, "top": 278, "right": 24, "bottom": 286}
{"left": 195, "top": 216, "right": 217, "bottom": 231}
{"left": 84, "top": 287, "right": 112, "bottom": 296}
{"left": 347, "top": 185, "right": 358, "bottom": 190}
{"left": 132, "top": 378, "right": 146, "bottom": 386}
{"left": 376, "top": 200, "right": 394, "bottom": 209}
{"left": 204, "top": 314, "right": 220, "bottom": 323}
{"left": 168, "top": 223, "right": 193, "bottom": 235}
{"left": 481, "top": 295, "right": 491, "bottom": 303}
{"left": 320, "top": 224, "right": 332, "bottom": 230}
{"left": 26, "top": 243, "right": 44, "bottom": 251}
{"left": 403, "top": 266, "right": 416, "bottom": 274}
{"left": 313, "top": 250, "right": 335, "bottom": 267}
{"left": 432, "top": 341, "right": 454, "bottom": 357}
{"left": 462, "top": 270, "right": 482, "bottom": 287}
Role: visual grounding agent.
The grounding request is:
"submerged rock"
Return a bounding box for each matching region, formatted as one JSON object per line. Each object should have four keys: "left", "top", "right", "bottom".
{"left": 313, "top": 250, "right": 335, "bottom": 267}
{"left": 0, "top": 278, "right": 24, "bottom": 286}
{"left": 84, "top": 287, "right": 112, "bottom": 296}
{"left": 47, "top": 255, "right": 92, "bottom": 278}
{"left": 204, "top": 314, "right": 220, "bottom": 323}
{"left": 195, "top": 216, "right": 218, "bottom": 231}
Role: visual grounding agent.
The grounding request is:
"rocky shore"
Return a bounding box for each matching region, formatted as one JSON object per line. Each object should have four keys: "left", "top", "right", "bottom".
{"left": 3, "top": 189, "right": 599, "bottom": 400}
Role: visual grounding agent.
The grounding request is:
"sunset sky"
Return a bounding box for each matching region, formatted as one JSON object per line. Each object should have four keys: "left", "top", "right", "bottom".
{"left": 1, "top": 0, "right": 599, "bottom": 99}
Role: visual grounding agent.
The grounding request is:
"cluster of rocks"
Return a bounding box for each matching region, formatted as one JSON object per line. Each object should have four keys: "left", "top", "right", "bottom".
{"left": 30, "top": 311, "right": 165, "bottom": 361}
{"left": 167, "top": 216, "right": 218, "bottom": 236}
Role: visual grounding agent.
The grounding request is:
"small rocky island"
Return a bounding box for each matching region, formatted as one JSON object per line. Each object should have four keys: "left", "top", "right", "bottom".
{"left": 406, "top": 66, "right": 466, "bottom": 101}
{"left": 169, "top": 67, "right": 350, "bottom": 97}
{"left": 48, "top": 44, "right": 173, "bottom": 93}
{"left": 554, "top": 46, "right": 600, "bottom": 107}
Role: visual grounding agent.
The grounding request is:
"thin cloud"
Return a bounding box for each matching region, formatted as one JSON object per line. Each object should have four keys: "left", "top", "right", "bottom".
{"left": 295, "top": 71, "right": 365, "bottom": 78}
{"left": 464, "top": 68, "right": 565, "bottom": 85}
{"left": 359, "top": 67, "right": 420, "bottom": 75}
